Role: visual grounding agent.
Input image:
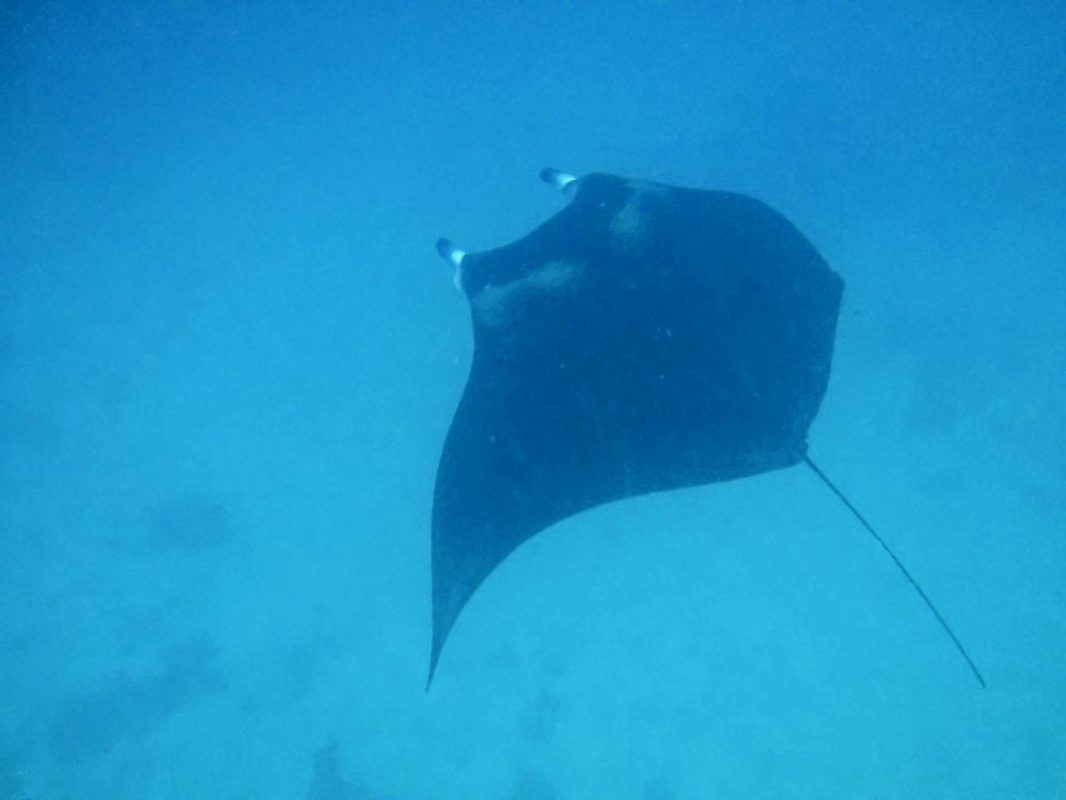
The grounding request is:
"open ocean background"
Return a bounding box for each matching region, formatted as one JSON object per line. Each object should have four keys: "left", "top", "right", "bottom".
{"left": 2, "top": 2, "right": 1064, "bottom": 798}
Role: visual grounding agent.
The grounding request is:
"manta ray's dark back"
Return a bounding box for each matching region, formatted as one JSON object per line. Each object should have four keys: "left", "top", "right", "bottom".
{"left": 429, "top": 169, "right": 985, "bottom": 689}
{"left": 429, "top": 171, "right": 842, "bottom": 682}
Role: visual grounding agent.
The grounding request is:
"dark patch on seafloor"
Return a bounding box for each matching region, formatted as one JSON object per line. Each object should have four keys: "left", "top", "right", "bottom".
{"left": 306, "top": 740, "right": 392, "bottom": 800}
{"left": 48, "top": 636, "right": 225, "bottom": 762}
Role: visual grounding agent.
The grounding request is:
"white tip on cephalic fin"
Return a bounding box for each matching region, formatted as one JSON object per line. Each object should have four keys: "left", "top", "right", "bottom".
{"left": 436, "top": 238, "right": 466, "bottom": 268}
{"left": 436, "top": 238, "right": 466, "bottom": 293}
{"left": 539, "top": 167, "right": 577, "bottom": 193}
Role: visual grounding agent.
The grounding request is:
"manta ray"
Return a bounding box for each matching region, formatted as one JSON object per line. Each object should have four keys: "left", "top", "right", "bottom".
{"left": 429, "top": 169, "right": 984, "bottom": 688}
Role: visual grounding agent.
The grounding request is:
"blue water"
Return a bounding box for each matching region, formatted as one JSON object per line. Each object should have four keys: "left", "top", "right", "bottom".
{"left": 2, "top": 2, "right": 1064, "bottom": 797}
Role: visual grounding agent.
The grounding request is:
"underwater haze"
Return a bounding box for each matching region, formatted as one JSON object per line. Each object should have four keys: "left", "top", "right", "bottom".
{"left": 2, "top": 2, "right": 1065, "bottom": 798}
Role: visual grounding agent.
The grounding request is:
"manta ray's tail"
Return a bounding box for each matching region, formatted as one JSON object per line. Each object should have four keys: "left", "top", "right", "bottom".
{"left": 802, "top": 456, "right": 987, "bottom": 689}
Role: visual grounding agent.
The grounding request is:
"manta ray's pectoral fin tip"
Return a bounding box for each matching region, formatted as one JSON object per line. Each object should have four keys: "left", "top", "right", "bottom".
{"left": 539, "top": 167, "right": 577, "bottom": 193}
{"left": 427, "top": 620, "right": 450, "bottom": 690}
